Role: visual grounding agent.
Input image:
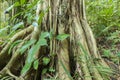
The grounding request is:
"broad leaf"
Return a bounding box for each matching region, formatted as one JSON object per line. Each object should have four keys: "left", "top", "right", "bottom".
{"left": 20, "top": 39, "right": 36, "bottom": 54}
{"left": 26, "top": 38, "right": 47, "bottom": 63}
{"left": 42, "top": 68, "right": 47, "bottom": 74}
{"left": 42, "top": 57, "right": 50, "bottom": 65}
{"left": 39, "top": 39, "right": 47, "bottom": 46}
{"left": 33, "top": 59, "right": 39, "bottom": 70}
{"left": 21, "top": 63, "right": 32, "bottom": 75}
{"left": 56, "top": 34, "right": 69, "bottom": 41}
{"left": 22, "top": 32, "right": 48, "bottom": 75}
{"left": 27, "top": 46, "right": 36, "bottom": 63}
{"left": 40, "top": 32, "right": 49, "bottom": 39}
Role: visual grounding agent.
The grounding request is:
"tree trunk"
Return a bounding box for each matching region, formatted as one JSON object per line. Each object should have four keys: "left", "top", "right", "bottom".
{"left": 47, "top": 0, "right": 110, "bottom": 79}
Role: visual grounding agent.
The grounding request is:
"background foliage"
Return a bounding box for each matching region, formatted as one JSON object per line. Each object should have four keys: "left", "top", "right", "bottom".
{"left": 86, "top": 0, "right": 120, "bottom": 68}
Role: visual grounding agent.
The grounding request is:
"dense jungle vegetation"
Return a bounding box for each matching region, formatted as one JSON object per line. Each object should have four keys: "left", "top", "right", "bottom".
{"left": 0, "top": 0, "right": 120, "bottom": 80}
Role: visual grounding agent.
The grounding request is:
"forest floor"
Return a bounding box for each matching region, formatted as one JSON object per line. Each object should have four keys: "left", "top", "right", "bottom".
{"left": 97, "top": 35, "right": 120, "bottom": 79}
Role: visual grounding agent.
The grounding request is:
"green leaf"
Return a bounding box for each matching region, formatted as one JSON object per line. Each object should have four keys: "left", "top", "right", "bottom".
{"left": 5, "top": 1, "right": 21, "bottom": 13}
{"left": 20, "top": 39, "right": 36, "bottom": 54}
{"left": 103, "top": 49, "right": 111, "bottom": 58}
{"left": 21, "top": 63, "right": 32, "bottom": 75}
{"left": 116, "top": 52, "right": 120, "bottom": 58}
{"left": 40, "top": 32, "right": 49, "bottom": 39}
{"left": 49, "top": 29, "right": 54, "bottom": 39}
{"left": 12, "top": 22, "right": 24, "bottom": 30}
{"left": 38, "top": 7, "right": 50, "bottom": 25}
{"left": 33, "top": 59, "right": 39, "bottom": 70}
{"left": 11, "top": 12, "right": 23, "bottom": 21}
{"left": 8, "top": 40, "right": 22, "bottom": 54}
{"left": 39, "top": 39, "right": 47, "bottom": 46}
{"left": 14, "top": 2, "right": 20, "bottom": 6}
{"left": 42, "top": 68, "right": 47, "bottom": 74}
{"left": 0, "top": 26, "right": 9, "bottom": 34}
{"left": 56, "top": 34, "right": 70, "bottom": 41}
{"left": 49, "top": 67, "right": 55, "bottom": 72}
{"left": 42, "top": 57, "right": 50, "bottom": 65}
{"left": 5, "top": 5, "right": 14, "bottom": 13}
{"left": 26, "top": 38, "right": 47, "bottom": 63}
{"left": 22, "top": 33, "right": 48, "bottom": 75}
{"left": 27, "top": 46, "right": 36, "bottom": 63}
{"left": 27, "top": 0, "right": 39, "bottom": 9}
{"left": 20, "top": 0, "right": 25, "bottom": 5}
{"left": 38, "top": 10, "right": 45, "bottom": 25}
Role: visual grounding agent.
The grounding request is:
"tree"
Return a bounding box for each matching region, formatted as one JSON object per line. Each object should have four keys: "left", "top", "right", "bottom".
{"left": 0, "top": 0, "right": 112, "bottom": 80}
